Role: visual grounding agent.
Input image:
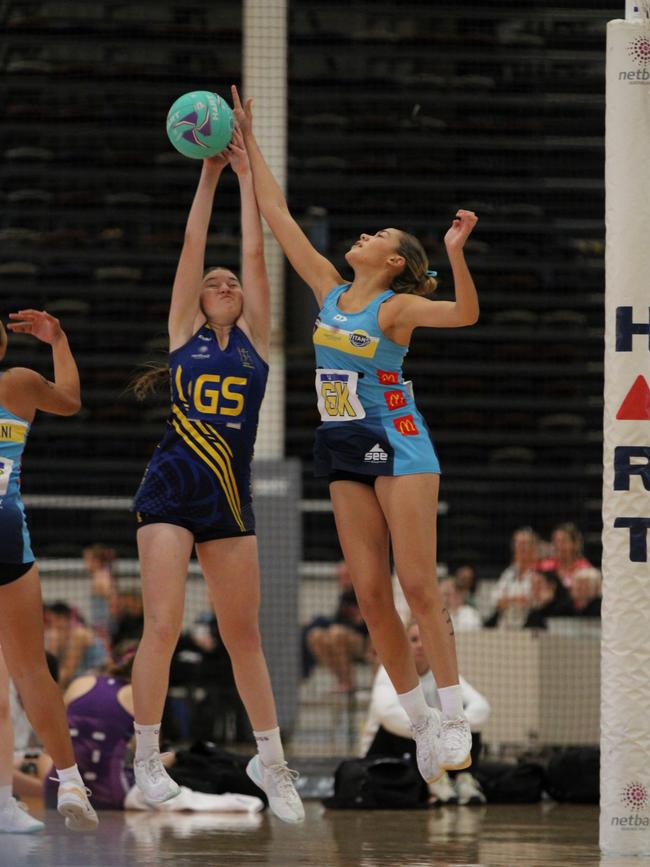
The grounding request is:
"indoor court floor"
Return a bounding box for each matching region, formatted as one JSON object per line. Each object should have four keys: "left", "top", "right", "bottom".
{"left": 1, "top": 801, "right": 642, "bottom": 867}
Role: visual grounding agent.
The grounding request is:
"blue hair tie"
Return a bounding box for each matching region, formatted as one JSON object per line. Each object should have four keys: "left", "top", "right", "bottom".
{"left": 426, "top": 270, "right": 438, "bottom": 278}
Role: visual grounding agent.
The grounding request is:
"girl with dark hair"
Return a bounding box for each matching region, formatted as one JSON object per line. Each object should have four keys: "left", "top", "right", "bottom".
{"left": 0, "top": 313, "right": 97, "bottom": 832}
{"left": 233, "top": 86, "right": 479, "bottom": 784}
{"left": 129, "top": 130, "right": 303, "bottom": 823}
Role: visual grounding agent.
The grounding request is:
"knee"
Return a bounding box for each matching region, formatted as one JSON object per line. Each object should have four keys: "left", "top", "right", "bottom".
{"left": 401, "top": 579, "right": 437, "bottom": 617}
{"left": 221, "top": 620, "right": 263, "bottom": 656}
{"left": 143, "top": 616, "right": 181, "bottom": 650}
{"left": 357, "top": 589, "right": 393, "bottom": 630}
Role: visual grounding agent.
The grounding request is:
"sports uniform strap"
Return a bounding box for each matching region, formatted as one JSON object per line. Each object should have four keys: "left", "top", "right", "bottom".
{"left": 320, "top": 283, "right": 350, "bottom": 310}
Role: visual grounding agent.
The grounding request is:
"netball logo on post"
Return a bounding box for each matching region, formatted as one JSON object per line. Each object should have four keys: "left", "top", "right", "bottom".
{"left": 611, "top": 782, "right": 650, "bottom": 829}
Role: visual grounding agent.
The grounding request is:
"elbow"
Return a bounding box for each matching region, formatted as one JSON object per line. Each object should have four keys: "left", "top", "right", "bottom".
{"left": 464, "top": 308, "right": 480, "bottom": 326}
{"left": 61, "top": 396, "right": 82, "bottom": 416}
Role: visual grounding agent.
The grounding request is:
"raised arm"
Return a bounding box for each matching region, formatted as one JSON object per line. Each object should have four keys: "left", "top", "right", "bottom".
{"left": 387, "top": 210, "right": 480, "bottom": 340}
{"left": 227, "top": 128, "right": 271, "bottom": 357}
{"left": 231, "top": 85, "right": 343, "bottom": 306}
{"left": 5, "top": 310, "right": 81, "bottom": 417}
{"left": 168, "top": 154, "right": 229, "bottom": 350}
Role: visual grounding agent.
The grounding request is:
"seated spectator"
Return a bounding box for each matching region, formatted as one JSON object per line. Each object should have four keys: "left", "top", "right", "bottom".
{"left": 44, "top": 602, "right": 108, "bottom": 690}
{"left": 485, "top": 527, "right": 539, "bottom": 629}
{"left": 537, "top": 522, "right": 592, "bottom": 588}
{"left": 302, "top": 561, "right": 370, "bottom": 693}
{"left": 110, "top": 591, "right": 144, "bottom": 648}
{"left": 451, "top": 564, "right": 479, "bottom": 607}
{"left": 84, "top": 543, "right": 118, "bottom": 643}
{"left": 438, "top": 578, "right": 482, "bottom": 632}
{"left": 523, "top": 570, "right": 575, "bottom": 629}
{"left": 569, "top": 567, "right": 602, "bottom": 618}
{"left": 361, "top": 620, "right": 490, "bottom": 806}
{"left": 13, "top": 649, "right": 264, "bottom": 815}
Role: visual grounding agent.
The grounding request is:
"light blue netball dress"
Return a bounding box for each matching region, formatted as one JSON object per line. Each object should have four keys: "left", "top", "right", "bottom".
{"left": 0, "top": 390, "right": 35, "bottom": 582}
{"left": 312, "top": 283, "right": 440, "bottom": 481}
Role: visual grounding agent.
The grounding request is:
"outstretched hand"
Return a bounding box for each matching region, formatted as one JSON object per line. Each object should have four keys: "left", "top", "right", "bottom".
{"left": 231, "top": 85, "right": 253, "bottom": 136}
{"left": 7, "top": 310, "right": 64, "bottom": 344}
{"left": 225, "top": 127, "right": 250, "bottom": 176}
{"left": 444, "top": 209, "right": 478, "bottom": 253}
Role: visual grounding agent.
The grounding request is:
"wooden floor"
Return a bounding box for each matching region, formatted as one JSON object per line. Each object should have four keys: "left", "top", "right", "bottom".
{"left": 1, "top": 801, "right": 637, "bottom": 867}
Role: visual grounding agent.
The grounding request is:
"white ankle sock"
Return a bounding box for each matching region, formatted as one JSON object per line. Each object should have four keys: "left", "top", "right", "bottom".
{"left": 438, "top": 684, "right": 464, "bottom": 720}
{"left": 397, "top": 683, "right": 430, "bottom": 726}
{"left": 134, "top": 722, "right": 161, "bottom": 761}
{"left": 56, "top": 764, "right": 84, "bottom": 785}
{"left": 253, "top": 726, "right": 285, "bottom": 766}
{"left": 0, "top": 784, "right": 12, "bottom": 807}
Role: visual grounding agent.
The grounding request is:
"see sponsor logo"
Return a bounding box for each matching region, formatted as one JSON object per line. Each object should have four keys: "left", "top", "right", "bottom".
{"left": 393, "top": 414, "right": 419, "bottom": 436}
{"left": 384, "top": 390, "right": 408, "bottom": 411}
{"left": 378, "top": 370, "right": 399, "bottom": 385}
{"left": 349, "top": 331, "right": 371, "bottom": 348}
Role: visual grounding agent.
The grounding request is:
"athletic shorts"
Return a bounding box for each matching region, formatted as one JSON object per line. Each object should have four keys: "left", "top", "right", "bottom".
{"left": 135, "top": 506, "right": 256, "bottom": 544}
{"left": 0, "top": 561, "right": 35, "bottom": 586}
{"left": 314, "top": 417, "right": 440, "bottom": 480}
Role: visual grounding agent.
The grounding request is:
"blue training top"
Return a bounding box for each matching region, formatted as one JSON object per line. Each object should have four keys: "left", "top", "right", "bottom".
{"left": 0, "top": 387, "right": 35, "bottom": 563}
{"left": 133, "top": 324, "right": 269, "bottom": 532}
{"left": 312, "top": 284, "right": 440, "bottom": 476}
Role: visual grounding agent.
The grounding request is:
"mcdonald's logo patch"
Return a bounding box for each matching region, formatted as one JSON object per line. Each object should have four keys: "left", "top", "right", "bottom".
{"left": 393, "top": 414, "right": 419, "bottom": 436}
{"left": 378, "top": 370, "right": 399, "bottom": 385}
{"left": 384, "top": 390, "right": 408, "bottom": 411}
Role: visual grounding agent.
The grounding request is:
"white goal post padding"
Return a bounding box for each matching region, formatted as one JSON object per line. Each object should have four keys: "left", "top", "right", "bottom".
{"left": 601, "top": 17, "right": 650, "bottom": 857}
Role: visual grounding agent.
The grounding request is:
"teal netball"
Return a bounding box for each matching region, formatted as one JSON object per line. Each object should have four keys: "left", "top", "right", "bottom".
{"left": 166, "top": 91, "right": 234, "bottom": 159}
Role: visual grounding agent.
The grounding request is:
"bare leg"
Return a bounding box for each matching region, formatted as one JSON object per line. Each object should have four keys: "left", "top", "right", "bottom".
{"left": 197, "top": 535, "right": 277, "bottom": 731}
{"left": 0, "top": 648, "right": 13, "bottom": 791}
{"left": 131, "top": 524, "right": 193, "bottom": 725}
{"left": 0, "top": 567, "right": 75, "bottom": 769}
{"left": 329, "top": 481, "right": 419, "bottom": 694}
{"left": 375, "top": 473, "right": 459, "bottom": 687}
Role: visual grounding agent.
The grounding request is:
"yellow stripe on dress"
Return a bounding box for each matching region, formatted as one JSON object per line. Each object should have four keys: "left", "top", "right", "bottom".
{"left": 171, "top": 410, "right": 245, "bottom": 532}
{"left": 172, "top": 406, "right": 242, "bottom": 514}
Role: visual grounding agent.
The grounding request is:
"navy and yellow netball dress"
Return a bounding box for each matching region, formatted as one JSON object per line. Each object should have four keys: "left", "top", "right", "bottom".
{"left": 313, "top": 284, "right": 440, "bottom": 480}
{"left": 133, "top": 325, "right": 268, "bottom": 540}
{"left": 0, "top": 395, "right": 35, "bottom": 579}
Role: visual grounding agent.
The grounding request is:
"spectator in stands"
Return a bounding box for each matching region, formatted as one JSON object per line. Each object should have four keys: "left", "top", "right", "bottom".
{"left": 537, "top": 522, "right": 592, "bottom": 588}
{"left": 84, "top": 544, "right": 117, "bottom": 643}
{"left": 110, "top": 591, "right": 144, "bottom": 649}
{"left": 302, "top": 560, "right": 371, "bottom": 692}
{"left": 44, "top": 602, "right": 107, "bottom": 690}
{"left": 484, "top": 527, "right": 539, "bottom": 629}
{"left": 438, "top": 578, "right": 482, "bottom": 632}
{"left": 523, "top": 570, "right": 574, "bottom": 629}
{"left": 569, "top": 567, "right": 602, "bottom": 618}
{"left": 362, "top": 621, "right": 490, "bottom": 806}
{"left": 452, "top": 564, "right": 479, "bottom": 607}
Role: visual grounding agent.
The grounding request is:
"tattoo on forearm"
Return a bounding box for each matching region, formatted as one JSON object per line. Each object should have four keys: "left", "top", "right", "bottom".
{"left": 442, "top": 607, "right": 455, "bottom": 636}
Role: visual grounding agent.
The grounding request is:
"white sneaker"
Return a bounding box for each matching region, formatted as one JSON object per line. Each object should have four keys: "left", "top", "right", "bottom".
{"left": 427, "top": 772, "right": 458, "bottom": 807}
{"left": 57, "top": 780, "right": 99, "bottom": 831}
{"left": 411, "top": 708, "right": 442, "bottom": 783}
{"left": 246, "top": 755, "right": 305, "bottom": 823}
{"left": 455, "top": 772, "right": 486, "bottom": 806}
{"left": 0, "top": 797, "right": 45, "bottom": 833}
{"left": 134, "top": 753, "right": 181, "bottom": 804}
{"left": 438, "top": 717, "right": 472, "bottom": 771}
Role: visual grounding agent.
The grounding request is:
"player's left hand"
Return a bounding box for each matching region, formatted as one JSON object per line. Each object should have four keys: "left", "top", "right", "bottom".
{"left": 7, "top": 309, "right": 64, "bottom": 345}
{"left": 444, "top": 209, "right": 478, "bottom": 252}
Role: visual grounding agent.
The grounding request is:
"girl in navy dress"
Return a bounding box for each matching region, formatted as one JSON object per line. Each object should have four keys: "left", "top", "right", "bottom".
{"left": 130, "top": 130, "right": 303, "bottom": 823}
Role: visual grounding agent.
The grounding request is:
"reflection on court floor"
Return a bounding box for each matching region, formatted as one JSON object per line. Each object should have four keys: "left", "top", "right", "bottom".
{"left": 0, "top": 801, "right": 616, "bottom": 867}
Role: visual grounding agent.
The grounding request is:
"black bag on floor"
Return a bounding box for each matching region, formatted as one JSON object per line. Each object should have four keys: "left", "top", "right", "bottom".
{"left": 323, "top": 755, "right": 427, "bottom": 809}
{"left": 474, "top": 760, "right": 545, "bottom": 804}
{"left": 169, "top": 740, "right": 268, "bottom": 804}
{"left": 544, "top": 748, "right": 599, "bottom": 804}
